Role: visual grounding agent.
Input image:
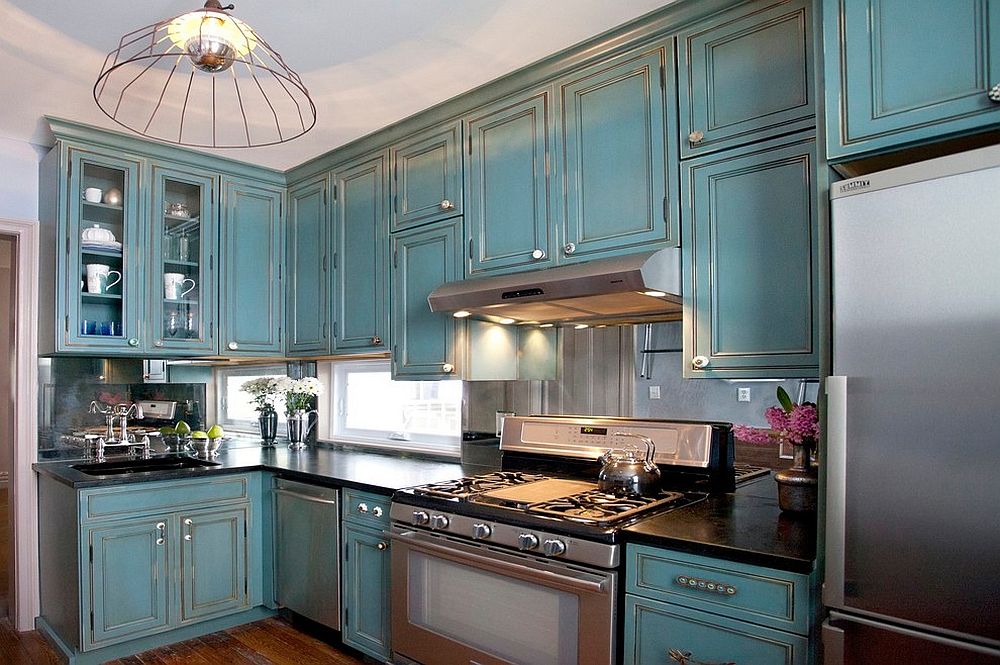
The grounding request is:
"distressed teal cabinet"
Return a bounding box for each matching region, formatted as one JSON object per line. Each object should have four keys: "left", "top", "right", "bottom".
{"left": 148, "top": 166, "right": 218, "bottom": 355}
{"left": 286, "top": 176, "right": 330, "bottom": 355}
{"left": 390, "top": 122, "right": 463, "bottom": 231}
{"left": 624, "top": 544, "right": 815, "bottom": 665}
{"left": 220, "top": 178, "right": 285, "bottom": 355}
{"left": 332, "top": 152, "right": 390, "bottom": 353}
{"left": 678, "top": 0, "right": 814, "bottom": 157}
{"left": 558, "top": 42, "right": 678, "bottom": 260}
{"left": 465, "top": 89, "right": 556, "bottom": 275}
{"left": 825, "top": 0, "right": 1000, "bottom": 160}
{"left": 178, "top": 506, "right": 249, "bottom": 623}
{"left": 391, "top": 218, "right": 464, "bottom": 379}
{"left": 682, "top": 132, "right": 819, "bottom": 378}
{"left": 341, "top": 488, "right": 391, "bottom": 662}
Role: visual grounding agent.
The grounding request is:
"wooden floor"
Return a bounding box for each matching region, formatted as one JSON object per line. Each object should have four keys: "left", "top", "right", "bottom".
{"left": 0, "top": 616, "right": 366, "bottom": 665}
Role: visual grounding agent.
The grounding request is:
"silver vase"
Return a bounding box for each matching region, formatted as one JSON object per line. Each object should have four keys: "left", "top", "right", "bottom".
{"left": 258, "top": 411, "right": 278, "bottom": 446}
{"left": 286, "top": 409, "right": 317, "bottom": 450}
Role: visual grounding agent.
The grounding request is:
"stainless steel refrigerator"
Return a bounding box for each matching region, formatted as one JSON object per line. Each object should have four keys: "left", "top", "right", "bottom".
{"left": 825, "top": 146, "right": 1000, "bottom": 663}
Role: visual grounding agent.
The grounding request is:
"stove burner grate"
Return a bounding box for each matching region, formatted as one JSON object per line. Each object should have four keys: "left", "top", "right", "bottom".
{"left": 527, "top": 488, "right": 687, "bottom": 525}
{"left": 411, "top": 471, "right": 547, "bottom": 499}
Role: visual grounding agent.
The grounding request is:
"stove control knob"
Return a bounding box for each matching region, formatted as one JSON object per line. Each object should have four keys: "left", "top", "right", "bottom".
{"left": 542, "top": 539, "right": 567, "bottom": 557}
{"left": 472, "top": 523, "right": 492, "bottom": 540}
{"left": 430, "top": 514, "right": 450, "bottom": 530}
{"left": 517, "top": 534, "right": 539, "bottom": 550}
{"left": 411, "top": 511, "right": 430, "bottom": 526}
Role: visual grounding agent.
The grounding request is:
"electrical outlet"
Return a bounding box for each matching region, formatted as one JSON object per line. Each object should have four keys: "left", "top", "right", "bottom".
{"left": 737, "top": 387, "right": 751, "bottom": 402}
{"left": 648, "top": 385, "right": 661, "bottom": 400}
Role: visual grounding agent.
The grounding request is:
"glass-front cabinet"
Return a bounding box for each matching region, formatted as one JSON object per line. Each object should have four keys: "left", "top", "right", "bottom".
{"left": 66, "top": 149, "right": 143, "bottom": 353}
{"left": 148, "top": 167, "right": 217, "bottom": 354}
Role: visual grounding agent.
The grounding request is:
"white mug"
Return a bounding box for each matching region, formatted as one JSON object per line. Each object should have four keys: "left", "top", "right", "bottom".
{"left": 164, "top": 273, "right": 196, "bottom": 300}
{"left": 83, "top": 188, "right": 103, "bottom": 203}
{"left": 85, "top": 264, "right": 122, "bottom": 294}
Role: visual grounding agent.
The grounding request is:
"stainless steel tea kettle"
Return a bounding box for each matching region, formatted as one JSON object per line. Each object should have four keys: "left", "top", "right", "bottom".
{"left": 597, "top": 431, "right": 662, "bottom": 496}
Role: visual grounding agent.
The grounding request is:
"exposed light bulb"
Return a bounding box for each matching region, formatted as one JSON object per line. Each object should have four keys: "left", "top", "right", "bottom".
{"left": 452, "top": 310, "right": 471, "bottom": 318}
{"left": 642, "top": 290, "right": 667, "bottom": 297}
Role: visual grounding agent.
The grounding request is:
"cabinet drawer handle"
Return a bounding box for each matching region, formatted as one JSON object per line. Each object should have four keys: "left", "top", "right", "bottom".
{"left": 156, "top": 521, "right": 165, "bottom": 545}
{"left": 184, "top": 534, "right": 192, "bottom": 541}
{"left": 989, "top": 84, "right": 1000, "bottom": 103}
{"left": 371, "top": 335, "right": 382, "bottom": 346}
{"left": 688, "top": 130, "right": 705, "bottom": 145}
{"left": 127, "top": 338, "right": 140, "bottom": 347}
{"left": 563, "top": 242, "right": 576, "bottom": 255}
{"left": 691, "top": 355, "right": 709, "bottom": 369}
{"left": 440, "top": 199, "right": 454, "bottom": 210}
{"left": 228, "top": 341, "right": 239, "bottom": 350}
{"left": 357, "top": 502, "right": 369, "bottom": 514}
{"left": 674, "top": 574, "right": 736, "bottom": 596}
{"left": 153, "top": 340, "right": 163, "bottom": 347}
{"left": 668, "top": 648, "right": 735, "bottom": 665}
{"left": 372, "top": 505, "right": 383, "bottom": 518}
{"left": 376, "top": 541, "right": 388, "bottom": 551}
{"left": 531, "top": 248, "right": 546, "bottom": 260}
{"left": 442, "top": 363, "right": 455, "bottom": 374}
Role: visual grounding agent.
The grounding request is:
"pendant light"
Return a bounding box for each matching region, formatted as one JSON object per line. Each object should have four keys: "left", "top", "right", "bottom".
{"left": 94, "top": 1, "right": 316, "bottom": 148}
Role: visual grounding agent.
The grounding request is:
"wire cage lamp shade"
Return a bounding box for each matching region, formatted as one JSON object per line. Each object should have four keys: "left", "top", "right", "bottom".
{"left": 94, "top": 0, "right": 316, "bottom": 148}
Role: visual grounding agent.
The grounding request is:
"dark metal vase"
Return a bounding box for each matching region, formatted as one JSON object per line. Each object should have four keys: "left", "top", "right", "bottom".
{"left": 258, "top": 411, "right": 278, "bottom": 446}
{"left": 774, "top": 440, "right": 818, "bottom": 513}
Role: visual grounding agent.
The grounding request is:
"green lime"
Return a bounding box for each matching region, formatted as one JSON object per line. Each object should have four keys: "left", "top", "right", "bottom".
{"left": 191, "top": 430, "right": 209, "bottom": 439}
{"left": 159, "top": 425, "right": 175, "bottom": 435}
{"left": 174, "top": 421, "right": 192, "bottom": 435}
{"left": 207, "top": 424, "right": 224, "bottom": 439}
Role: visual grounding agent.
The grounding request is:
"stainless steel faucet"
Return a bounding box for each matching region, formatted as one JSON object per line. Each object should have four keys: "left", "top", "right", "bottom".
{"left": 87, "top": 401, "right": 150, "bottom": 461}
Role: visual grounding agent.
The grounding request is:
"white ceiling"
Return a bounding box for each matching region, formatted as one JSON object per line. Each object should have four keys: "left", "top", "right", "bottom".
{"left": 0, "top": 1, "right": 672, "bottom": 171}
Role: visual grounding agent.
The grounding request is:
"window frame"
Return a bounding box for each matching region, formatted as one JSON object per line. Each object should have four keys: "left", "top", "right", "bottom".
{"left": 214, "top": 364, "right": 289, "bottom": 433}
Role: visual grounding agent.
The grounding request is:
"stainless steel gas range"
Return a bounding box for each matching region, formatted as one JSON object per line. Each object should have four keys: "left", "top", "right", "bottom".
{"left": 390, "top": 415, "right": 760, "bottom": 665}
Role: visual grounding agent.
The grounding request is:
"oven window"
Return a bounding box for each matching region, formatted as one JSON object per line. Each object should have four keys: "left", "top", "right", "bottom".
{"left": 408, "top": 551, "right": 580, "bottom": 665}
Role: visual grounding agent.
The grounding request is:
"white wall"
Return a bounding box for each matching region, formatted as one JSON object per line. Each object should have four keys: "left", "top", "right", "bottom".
{"left": 0, "top": 136, "right": 45, "bottom": 222}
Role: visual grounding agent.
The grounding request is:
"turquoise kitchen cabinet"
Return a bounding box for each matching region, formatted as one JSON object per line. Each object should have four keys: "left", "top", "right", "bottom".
{"left": 85, "top": 517, "right": 171, "bottom": 649}
{"left": 148, "top": 166, "right": 218, "bottom": 355}
{"left": 220, "top": 177, "right": 285, "bottom": 355}
{"left": 286, "top": 176, "right": 330, "bottom": 355}
{"left": 391, "top": 218, "right": 464, "bottom": 379}
{"left": 558, "top": 42, "right": 678, "bottom": 260}
{"left": 624, "top": 544, "right": 815, "bottom": 665}
{"left": 49, "top": 147, "right": 145, "bottom": 354}
{"left": 178, "top": 506, "right": 249, "bottom": 624}
{"left": 825, "top": 0, "right": 1000, "bottom": 160}
{"left": 390, "top": 122, "right": 463, "bottom": 231}
{"left": 332, "top": 152, "right": 390, "bottom": 353}
{"left": 682, "top": 132, "right": 819, "bottom": 378}
{"left": 678, "top": 0, "right": 814, "bottom": 157}
{"left": 342, "top": 489, "right": 391, "bottom": 662}
{"left": 465, "top": 88, "right": 556, "bottom": 275}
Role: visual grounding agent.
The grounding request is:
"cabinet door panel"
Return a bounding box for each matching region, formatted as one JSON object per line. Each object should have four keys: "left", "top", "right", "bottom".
{"left": 828, "top": 0, "right": 1000, "bottom": 158}
{"left": 287, "top": 176, "right": 330, "bottom": 355}
{"left": 221, "top": 178, "right": 284, "bottom": 355}
{"left": 333, "top": 152, "right": 390, "bottom": 353}
{"left": 391, "top": 123, "right": 463, "bottom": 230}
{"left": 683, "top": 133, "right": 818, "bottom": 377}
{"left": 466, "top": 90, "right": 554, "bottom": 275}
{"left": 679, "top": 0, "right": 814, "bottom": 156}
{"left": 85, "top": 519, "right": 170, "bottom": 650}
{"left": 560, "top": 44, "right": 677, "bottom": 259}
{"left": 391, "top": 219, "right": 463, "bottom": 379}
{"left": 342, "top": 524, "right": 391, "bottom": 661}
{"left": 178, "top": 507, "right": 249, "bottom": 623}
{"left": 64, "top": 149, "right": 144, "bottom": 353}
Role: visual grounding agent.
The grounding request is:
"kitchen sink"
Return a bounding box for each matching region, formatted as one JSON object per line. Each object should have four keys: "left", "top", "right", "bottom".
{"left": 71, "top": 456, "right": 221, "bottom": 476}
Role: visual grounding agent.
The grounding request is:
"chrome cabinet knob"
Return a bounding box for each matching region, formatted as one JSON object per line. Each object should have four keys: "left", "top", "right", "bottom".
{"left": 989, "top": 84, "right": 1000, "bottom": 102}
{"left": 430, "top": 514, "right": 450, "bottom": 530}
{"left": 688, "top": 130, "right": 705, "bottom": 144}
{"left": 184, "top": 534, "right": 192, "bottom": 541}
{"left": 372, "top": 506, "right": 383, "bottom": 518}
{"left": 542, "top": 539, "right": 567, "bottom": 557}
{"left": 371, "top": 335, "right": 382, "bottom": 345}
{"left": 472, "top": 523, "right": 492, "bottom": 540}
{"left": 517, "top": 533, "right": 539, "bottom": 551}
{"left": 127, "top": 338, "right": 140, "bottom": 347}
{"left": 411, "top": 510, "right": 429, "bottom": 526}
{"left": 440, "top": 199, "right": 454, "bottom": 210}
{"left": 153, "top": 341, "right": 163, "bottom": 347}
{"left": 357, "top": 502, "right": 369, "bottom": 513}
{"left": 184, "top": 518, "right": 193, "bottom": 526}
{"left": 563, "top": 242, "right": 576, "bottom": 255}
{"left": 442, "top": 363, "right": 454, "bottom": 374}
{"left": 227, "top": 341, "right": 239, "bottom": 350}
{"left": 691, "top": 355, "right": 709, "bottom": 369}
{"left": 531, "top": 248, "right": 546, "bottom": 260}
{"left": 376, "top": 541, "right": 388, "bottom": 551}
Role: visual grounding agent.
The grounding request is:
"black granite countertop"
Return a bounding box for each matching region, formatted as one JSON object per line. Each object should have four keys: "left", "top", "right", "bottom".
{"left": 34, "top": 441, "right": 489, "bottom": 495}
{"left": 623, "top": 476, "right": 817, "bottom": 573}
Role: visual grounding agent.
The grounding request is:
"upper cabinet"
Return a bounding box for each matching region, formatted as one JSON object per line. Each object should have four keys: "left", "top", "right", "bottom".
{"left": 390, "top": 123, "right": 463, "bottom": 231}
{"left": 678, "top": 0, "right": 814, "bottom": 157}
{"left": 220, "top": 178, "right": 285, "bottom": 356}
{"left": 682, "top": 132, "right": 819, "bottom": 378}
{"left": 332, "top": 151, "right": 390, "bottom": 354}
{"left": 286, "top": 176, "right": 330, "bottom": 356}
{"left": 465, "top": 88, "right": 556, "bottom": 276}
{"left": 558, "top": 42, "right": 678, "bottom": 261}
{"left": 825, "top": 0, "right": 1000, "bottom": 160}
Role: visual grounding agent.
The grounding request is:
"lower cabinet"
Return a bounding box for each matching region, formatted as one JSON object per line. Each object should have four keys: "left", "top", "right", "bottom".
{"left": 178, "top": 507, "right": 249, "bottom": 623}
{"left": 341, "top": 522, "right": 392, "bottom": 661}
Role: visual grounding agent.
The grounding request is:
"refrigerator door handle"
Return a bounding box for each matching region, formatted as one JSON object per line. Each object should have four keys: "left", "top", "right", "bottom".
{"left": 825, "top": 376, "right": 848, "bottom": 608}
{"left": 822, "top": 619, "right": 845, "bottom": 665}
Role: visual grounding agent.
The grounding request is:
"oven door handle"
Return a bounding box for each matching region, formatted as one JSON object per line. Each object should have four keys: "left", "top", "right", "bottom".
{"left": 390, "top": 529, "right": 609, "bottom": 595}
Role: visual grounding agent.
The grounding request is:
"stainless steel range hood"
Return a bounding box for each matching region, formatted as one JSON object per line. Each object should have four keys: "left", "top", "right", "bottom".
{"left": 428, "top": 249, "right": 682, "bottom": 325}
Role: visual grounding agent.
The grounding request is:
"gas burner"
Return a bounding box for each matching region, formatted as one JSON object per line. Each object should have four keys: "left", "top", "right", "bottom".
{"left": 528, "top": 489, "right": 687, "bottom": 525}
{"left": 411, "top": 471, "right": 548, "bottom": 499}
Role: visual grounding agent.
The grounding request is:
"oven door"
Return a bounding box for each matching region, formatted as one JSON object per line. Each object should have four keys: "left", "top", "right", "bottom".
{"left": 390, "top": 526, "right": 616, "bottom": 665}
